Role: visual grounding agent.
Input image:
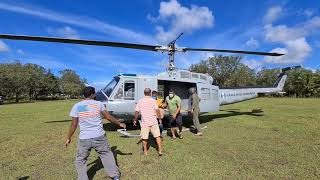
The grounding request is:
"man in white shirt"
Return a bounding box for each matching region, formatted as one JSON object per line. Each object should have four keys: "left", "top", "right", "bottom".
{"left": 66, "top": 86, "right": 126, "bottom": 180}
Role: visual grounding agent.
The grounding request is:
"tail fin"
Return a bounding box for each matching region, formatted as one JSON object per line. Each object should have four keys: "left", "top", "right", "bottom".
{"left": 273, "top": 65, "right": 301, "bottom": 90}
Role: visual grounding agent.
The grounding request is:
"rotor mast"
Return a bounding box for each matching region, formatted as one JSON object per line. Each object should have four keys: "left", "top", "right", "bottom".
{"left": 167, "top": 33, "right": 183, "bottom": 71}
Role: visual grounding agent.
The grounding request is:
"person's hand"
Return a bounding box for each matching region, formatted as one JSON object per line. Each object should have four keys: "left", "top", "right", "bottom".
{"left": 119, "top": 123, "right": 126, "bottom": 129}
{"left": 172, "top": 114, "right": 177, "bottom": 120}
{"left": 159, "top": 119, "right": 163, "bottom": 124}
{"left": 65, "top": 138, "right": 71, "bottom": 147}
{"left": 133, "top": 120, "right": 137, "bottom": 126}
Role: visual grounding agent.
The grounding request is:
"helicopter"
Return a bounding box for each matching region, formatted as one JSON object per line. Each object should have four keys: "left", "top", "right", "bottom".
{"left": 0, "top": 33, "right": 300, "bottom": 124}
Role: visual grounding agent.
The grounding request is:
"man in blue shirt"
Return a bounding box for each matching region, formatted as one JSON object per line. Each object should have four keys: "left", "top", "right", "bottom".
{"left": 66, "top": 86, "right": 126, "bottom": 180}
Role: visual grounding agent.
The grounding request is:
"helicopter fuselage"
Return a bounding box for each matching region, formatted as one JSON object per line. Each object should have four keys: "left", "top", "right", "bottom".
{"left": 95, "top": 69, "right": 289, "bottom": 123}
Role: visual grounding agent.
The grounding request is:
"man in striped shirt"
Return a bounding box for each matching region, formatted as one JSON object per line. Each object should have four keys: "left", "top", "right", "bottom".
{"left": 133, "top": 88, "right": 163, "bottom": 156}
{"left": 66, "top": 86, "right": 126, "bottom": 180}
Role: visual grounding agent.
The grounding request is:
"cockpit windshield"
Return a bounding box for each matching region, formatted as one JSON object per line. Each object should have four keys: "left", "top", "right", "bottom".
{"left": 103, "top": 76, "right": 120, "bottom": 97}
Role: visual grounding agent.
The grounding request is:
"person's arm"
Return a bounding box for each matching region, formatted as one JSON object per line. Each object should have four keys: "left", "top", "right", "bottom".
{"left": 65, "top": 117, "right": 78, "bottom": 147}
{"left": 173, "top": 98, "right": 181, "bottom": 119}
{"left": 156, "top": 109, "right": 162, "bottom": 124}
{"left": 173, "top": 104, "right": 181, "bottom": 118}
{"left": 102, "top": 110, "right": 126, "bottom": 129}
{"left": 133, "top": 111, "right": 139, "bottom": 126}
{"left": 189, "top": 95, "right": 194, "bottom": 112}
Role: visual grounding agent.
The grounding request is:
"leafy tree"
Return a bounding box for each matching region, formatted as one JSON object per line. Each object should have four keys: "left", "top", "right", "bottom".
{"left": 39, "top": 70, "right": 60, "bottom": 97}
{"left": 0, "top": 62, "right": 28, "bottom": 102}
{"left": 284, "top": 69, "right": 314, "bottom": 97}
{"left": 256, "top": 68, "right": 280, "bottom": 87}
{"left": 24, "top": 63, "right": 46, "bottom": 100}
{"left": 190, "top": 55, "right": 254, "bottom": 87}
{"left": 227, "top": 64, "right": 256, "bottom": 87}
{"left": 312, "top": 70, "right": 320, "bottom": 97}
{"left": 59, "top": 69, "right": 86, "bottom": 98}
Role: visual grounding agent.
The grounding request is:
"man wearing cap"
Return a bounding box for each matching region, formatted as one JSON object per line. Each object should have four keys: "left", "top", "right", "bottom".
{"left": 166, "top": 90, "right": 183, "bottom": 139}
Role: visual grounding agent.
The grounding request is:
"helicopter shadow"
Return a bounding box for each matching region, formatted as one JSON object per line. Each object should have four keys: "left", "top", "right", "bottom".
{"left": 44, "top": 119, "right": 71, "bottom": 123}
{"left": 103, "top": 122, "right": 139, "bottom": 131}
{"left": 87, "top": 146, "right": 132, "bottom": 180}
{"left": 182, "top": 108, "right": 265, "bottom": 127}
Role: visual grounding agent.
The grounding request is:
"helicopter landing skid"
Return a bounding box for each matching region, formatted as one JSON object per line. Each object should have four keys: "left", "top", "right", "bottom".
{"left": 117, "top": 126, "right": 208, "bottom": 138}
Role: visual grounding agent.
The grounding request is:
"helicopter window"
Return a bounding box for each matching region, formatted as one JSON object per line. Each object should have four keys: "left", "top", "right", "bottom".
{"left": 192, "top": 74, "right": 199, "bottom": 79}
{"left": 211, "top": 89, "right": 218, "bottom": 100}
{"left": 180, "top": 71, "right": 191, "bottom": 78}
{"left": 200, "top": 75, "right": 207, "bottom": 81}
{"left": 201, "top": 88, "right": 211, "bottom": 99}
{"left": 124, "top": 81, "right": 135, "bottom": 100}
{"left": 103, "top": 77, "right": 119, "bottom": 97}
{"left": 114, "top": 83, "right": 124, "bottom": 99}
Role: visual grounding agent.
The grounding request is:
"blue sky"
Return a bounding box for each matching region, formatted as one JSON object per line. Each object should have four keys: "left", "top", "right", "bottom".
{"left": 0, "top": 0, "right": 319, "bottom": 89}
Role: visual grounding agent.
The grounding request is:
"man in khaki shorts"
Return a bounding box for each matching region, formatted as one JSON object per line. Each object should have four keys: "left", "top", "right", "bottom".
{"left": 133, "top": 88, "right": 163, "bottom": 156}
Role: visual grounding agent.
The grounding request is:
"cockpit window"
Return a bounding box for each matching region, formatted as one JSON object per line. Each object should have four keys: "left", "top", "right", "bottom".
{"left": 124, "top": 81, "right": 135, "bottom": 100}
{"left": 103, "top": 77, "right": 119, "bottom": 97}
{"left": 114, "top": 80, "right": 135, "bottom": 100}
{"left": 114, "top": 83, "right": 124, "bottom": 99}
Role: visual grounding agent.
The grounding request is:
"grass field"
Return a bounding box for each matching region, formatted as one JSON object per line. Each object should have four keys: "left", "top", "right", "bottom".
{"left": 1, "top": 98, "right": 320, "bottom": 179}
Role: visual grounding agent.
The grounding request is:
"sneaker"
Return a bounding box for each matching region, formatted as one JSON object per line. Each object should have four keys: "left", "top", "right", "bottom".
{"left": 113, "top": 176, "right": 120, "bottom": 180}
{"left": 195, "top": 132, "right": 203, "bottom": 136}
{"left": 178, "top": 132, "right": 183, "bottom": 139}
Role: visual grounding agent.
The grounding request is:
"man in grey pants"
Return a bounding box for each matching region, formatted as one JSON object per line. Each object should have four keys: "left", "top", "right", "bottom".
{"left": 189, "top": 87, "right": 202, "bottom": 136}
{"left": 65, "top": 86, "right": 126, "bottom": 180}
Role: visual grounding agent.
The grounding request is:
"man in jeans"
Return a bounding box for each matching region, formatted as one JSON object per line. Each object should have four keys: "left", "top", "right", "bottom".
{"left": 65, "top": 86, "right": 126, "bottom": 180}
{"left": 133, "top": 88, "right": 163, "bottom": 156}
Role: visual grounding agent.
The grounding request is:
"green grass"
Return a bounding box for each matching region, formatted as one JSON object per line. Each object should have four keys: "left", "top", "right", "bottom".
{"left": 1, "top": 98, "right": 320, "bottom": 179}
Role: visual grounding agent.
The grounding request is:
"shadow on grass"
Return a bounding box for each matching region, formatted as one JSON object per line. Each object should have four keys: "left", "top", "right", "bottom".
{"left": 103, "top": 122, "right": 138, "bottom": 131}
{"left": 16, "top": 176, "right": 29, "bottom": 180}
{"left": 44, "top": 119, "right": 72, "bottom": 123}
{"left": 87, "top": 146, "right": 132, "bottom": 180}
{"left": 102, "top": 109, "right": 264, "bottom": 138}
{"left": 183, "top": 109, "right": 264, "bottom": 127}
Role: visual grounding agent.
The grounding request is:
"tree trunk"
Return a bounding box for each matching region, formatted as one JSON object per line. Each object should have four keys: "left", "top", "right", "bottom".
{"left": 15, "top": 93, "right": 20, "bottom": 103}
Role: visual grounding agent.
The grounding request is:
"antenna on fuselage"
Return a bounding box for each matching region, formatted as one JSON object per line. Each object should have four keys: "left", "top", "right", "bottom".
{"left": 167, "top": 33, "right": 183, "bottom": 72}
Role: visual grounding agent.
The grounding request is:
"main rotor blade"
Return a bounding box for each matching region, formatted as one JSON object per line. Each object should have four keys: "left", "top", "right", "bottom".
{"left": 0, "top": 34, "right": 160, "bottom": 51}
{"left": 183, "top": 48, "right": 284, "bottom": 56}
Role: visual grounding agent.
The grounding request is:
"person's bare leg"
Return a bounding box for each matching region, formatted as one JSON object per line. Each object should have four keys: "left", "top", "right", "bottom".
{"left": 155, "top": 137, "right": 163, "bottom": 155}
{"left": 171, "top": 128, "right": 176, "bottom": 139}
{"left": 142, "top": 139, "right": 148, "bottom": 155}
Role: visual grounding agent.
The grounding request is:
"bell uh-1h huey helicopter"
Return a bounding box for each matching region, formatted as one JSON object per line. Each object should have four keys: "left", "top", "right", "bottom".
{"left": 0, "top": 33, "right": 300, "bottom": 123}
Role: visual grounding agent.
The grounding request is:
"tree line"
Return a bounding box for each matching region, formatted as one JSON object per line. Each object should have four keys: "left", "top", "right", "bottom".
{"left": 190, "top": 55, "right": 320, "bottom": 98}
{"left": 0, "top": 62, "right": 86, "bottom": 102}
{"left": 1, "top": 55, "right": 319, "bottom": 103}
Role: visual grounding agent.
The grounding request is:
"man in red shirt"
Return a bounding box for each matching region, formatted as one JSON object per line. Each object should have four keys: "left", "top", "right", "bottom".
{"left": 133, "top": 88, "right": 163, "bottom": 156}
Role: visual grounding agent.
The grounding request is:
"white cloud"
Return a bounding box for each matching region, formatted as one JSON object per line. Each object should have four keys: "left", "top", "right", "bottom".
{"left": 16, "top": 49, "right": 25, "bottom": 55}
{"left": 263, "top": 8, "right": 320, "bottom": 64}
{"left": 264, "top": 6, "right": 282, "bottom": 24}
{"left": 47, "top": 26, "right": 80, "bottom": 39}
{"left": 0, "top": 2, "right": 154, "bottom": 43}
{"left": 0, "top": 40, "right": 9, "bottom": 52}
{"left": 242, "top": 59, "right": 263, "bottom": 70}
{"left": 264, "top": 24, "right": 304, "bottom": 43}
{"left": 304, "top": 9, "right": 315, "bottom": 17}
{"left": 245, "top": 37, "right": 259, "bottom": 49}
{"left": 265, "top": 38, "right": 311, "bottom": 64}
{"left": 152, "top": 0, "right": 214, "bottom": 43}
{"left": 305, "top": 67, "right": 317, "bottom": 73}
